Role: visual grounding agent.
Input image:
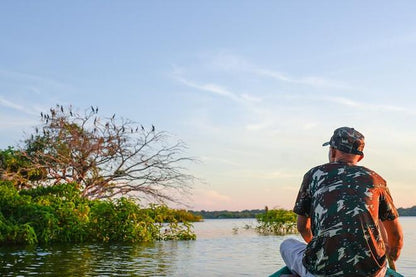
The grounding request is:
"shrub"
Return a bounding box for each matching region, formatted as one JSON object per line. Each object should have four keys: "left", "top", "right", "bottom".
{"left": 0, "top": 181, "right": 196, "bottom": 245}
{"left": 256, "top": 208, "right": 297, "bottom": 235}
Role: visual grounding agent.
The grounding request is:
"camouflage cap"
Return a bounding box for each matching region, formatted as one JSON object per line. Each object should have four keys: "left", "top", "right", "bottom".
{"left": 322, "top": 127, "right": 365, "bottom": 156}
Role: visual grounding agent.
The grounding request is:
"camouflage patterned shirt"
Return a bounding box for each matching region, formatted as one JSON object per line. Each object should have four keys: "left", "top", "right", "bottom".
{"left": 293, "top": 162, "right": 398, "bottom": 277}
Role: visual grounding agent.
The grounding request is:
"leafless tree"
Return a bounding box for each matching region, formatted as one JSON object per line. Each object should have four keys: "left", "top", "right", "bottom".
{"left": 11, "top": 104, "right": 194, "bottom": 203}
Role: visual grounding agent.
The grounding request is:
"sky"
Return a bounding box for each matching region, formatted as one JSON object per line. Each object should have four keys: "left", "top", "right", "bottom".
{"left": 1, "top": 1, "right": 416, "bottom": 211}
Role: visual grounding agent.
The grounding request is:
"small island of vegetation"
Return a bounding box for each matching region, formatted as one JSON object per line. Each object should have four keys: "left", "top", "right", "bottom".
{"left": 190, "top": 207, "right": 298, "bottom": 236}
{"left": 255, "top": 207, "right": 297, "bottom": 235}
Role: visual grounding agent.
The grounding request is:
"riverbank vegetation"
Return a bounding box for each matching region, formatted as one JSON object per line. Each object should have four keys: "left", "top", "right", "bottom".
{"left": 0, "top": 104, "right": 200, "bottom": 245}
{"left": 0, "top": 181, "right": 199, "bottom": 245}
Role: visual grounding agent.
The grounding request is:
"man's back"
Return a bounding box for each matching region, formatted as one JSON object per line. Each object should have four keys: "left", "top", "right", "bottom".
{"left": 280, "top": 127, "right": 402, "bottom": 277}
{"left": 294, "top": 162, "right": 398, "bottom": 276}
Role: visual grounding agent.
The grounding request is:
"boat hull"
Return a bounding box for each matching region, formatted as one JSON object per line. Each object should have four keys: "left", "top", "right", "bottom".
{"left": 269, "top": 266, "right": 404, "bottom": 277}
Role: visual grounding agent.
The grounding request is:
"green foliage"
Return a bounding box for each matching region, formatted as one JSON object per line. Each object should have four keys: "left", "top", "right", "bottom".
{"left": 172, "top": 209, "right": 203, "bottom": 222}
{"left": 256, "top": 208, "right": 297, "bottom": 235}
{"left": 0, "top": 147, "right": 46, "bottom": 188}
{"left": 146, "top": 205, "right": 202, "bottom": 223}
{"left": 145, "top": 204, "right": 197, "bottom": 240}
{"left": 89, "top": 198, "right": 156, "bottom": 242}
{"left": 0, "top": 181, "right": 196, "bottom": 245}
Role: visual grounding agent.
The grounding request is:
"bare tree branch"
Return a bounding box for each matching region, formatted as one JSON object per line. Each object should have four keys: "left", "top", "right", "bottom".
{"left": 4, "top": 104, "right": 196, "bottom": 203}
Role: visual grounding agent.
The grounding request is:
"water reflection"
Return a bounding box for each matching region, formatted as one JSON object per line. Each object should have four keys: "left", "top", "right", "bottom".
{"left": 0, "top": 242, "right": 182, "bottom": 276}
{"left": 0, "top": 218, "right": 414, "bottom": 276}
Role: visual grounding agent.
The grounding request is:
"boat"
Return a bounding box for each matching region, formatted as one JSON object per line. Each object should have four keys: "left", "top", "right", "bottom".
{"left": 269, "top": 266, "right": 292, "bottom": 276}
{"left": 269, "top": 266, "right": 404, "bottom": 277}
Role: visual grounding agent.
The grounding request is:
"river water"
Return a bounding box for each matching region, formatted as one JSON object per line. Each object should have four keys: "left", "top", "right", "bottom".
{"left": 0, "top": 217, "right": 414, "bottom": 276}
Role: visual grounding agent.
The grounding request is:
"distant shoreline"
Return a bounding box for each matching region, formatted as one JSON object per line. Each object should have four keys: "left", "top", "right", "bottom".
{"left": 190, "top": 206, "right": 416, "bottom": 218}
{"left": 397, "top": 206, "right": 416, "bottom": 216}
{"left": 189, "top": 209, "right": 265, "bottom": 219}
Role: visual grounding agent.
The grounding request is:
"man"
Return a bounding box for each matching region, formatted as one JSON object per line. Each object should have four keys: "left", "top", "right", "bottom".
{"left": 280, "top": 127, "right": 403, "bottom": 277}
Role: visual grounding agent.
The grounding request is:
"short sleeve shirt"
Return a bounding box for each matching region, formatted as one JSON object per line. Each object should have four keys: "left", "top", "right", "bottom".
{"left": 293, "top": 162, "right": 398, "bottom": 276}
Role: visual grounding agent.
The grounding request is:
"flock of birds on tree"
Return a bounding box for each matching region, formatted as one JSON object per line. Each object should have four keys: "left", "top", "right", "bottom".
{"left": 35, "top": 105, "right": 156, "bottom": 138}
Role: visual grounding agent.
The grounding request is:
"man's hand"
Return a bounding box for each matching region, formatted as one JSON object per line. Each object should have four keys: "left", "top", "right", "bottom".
{"left": 388, "top": 246, "right": 402, "bottom": 262}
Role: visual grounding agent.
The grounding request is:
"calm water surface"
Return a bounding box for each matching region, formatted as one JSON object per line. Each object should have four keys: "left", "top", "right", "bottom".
{"left": 1, "top": 217, "right": 415, "bottom": 276}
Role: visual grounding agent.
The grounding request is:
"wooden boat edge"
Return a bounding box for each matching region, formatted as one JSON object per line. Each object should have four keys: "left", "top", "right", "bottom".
{"left": 269, "top": 266, "right": 404, "bottom": 277}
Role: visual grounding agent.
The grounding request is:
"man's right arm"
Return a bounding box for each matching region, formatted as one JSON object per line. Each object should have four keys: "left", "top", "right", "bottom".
{"left": 297, "top": 215, "right": 313, "bottom": 243}
{"left": 381, "top": 218, "right": 403, "bottom": 261}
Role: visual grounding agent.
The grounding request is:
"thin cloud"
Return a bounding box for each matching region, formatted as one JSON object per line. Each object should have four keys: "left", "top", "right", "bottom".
{"left": 200, "top": 156, "right": 242, "bottom": 167}
{"left": 0, "top": 96, "right": 40, "bottom": 116}
{"left": 237, "top": 169, "right": 299, "bottom": 180}
{"left": 297, "top": 76, "right": 350, "bottom": 90}
{"left": 303, "top": 122, "right": 319, "bottom": 130}
{"left": 191, "top": 189, "right": 232, "bottom": 209}
{"left": 320, "top": 31, "right": 416, "bottom": 62}
{"left": 327, "top": 96, "right": 360, "bottom": 107}
{"left": 0, "top": 116, "right": 37, "bottom": 128}
{"left": 241, "top": 93, "right": 262, "bottom": 103}
{"left": 175, "top": 76, "right": 272, "bottom": 132}
{"left": 245, "top": 120, "right": 273, "bottom": 131}
{"left": 0, "top": 96, "right": 25, "bottom": 111}
{"left": 204, "top": 190, "right": 231, "bottom": 202}
{"left": 325, "top": 96, "right": 413, "bottom": 115}
{"left": 176, "top": 76, "right": 239, "bottom": 101}
{"left": 0, "top": 69, "right": 68, "bottom": 90}
{"left": 175, "top": 75, "right": 261, "bottom": 104}
{"left": 173, "top": 54, "right": 415, "bottom": 138}
{"left": 210, "top": 53, "right": 351, "bottom": 90}
{"left": 253, "top": 68, "right": 351, "bottom": 90}
{"left": 0, "top": 69, "right": 72, "bottom": 111}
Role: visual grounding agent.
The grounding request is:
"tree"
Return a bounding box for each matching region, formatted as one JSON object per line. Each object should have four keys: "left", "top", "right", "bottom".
{"left": 2, "top": 104, "right": 194, "bottom": 203}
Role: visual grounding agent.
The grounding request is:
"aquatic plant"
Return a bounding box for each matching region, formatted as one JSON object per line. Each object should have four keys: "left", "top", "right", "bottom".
{"left": 255, "top": 208, "right": 297, "bottom": 235}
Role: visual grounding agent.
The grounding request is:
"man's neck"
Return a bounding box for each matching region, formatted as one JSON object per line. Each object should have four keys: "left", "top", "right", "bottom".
{"left": 333, "top": 159, "right": 357, "bottom": 165}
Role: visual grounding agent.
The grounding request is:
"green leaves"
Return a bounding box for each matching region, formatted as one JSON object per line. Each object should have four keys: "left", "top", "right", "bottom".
{"left": 256, "top": 208, "right": 297, "bottom": 235}
{"left": 0, "top": 181, "right": 196, "bottom": 245}
{"left": 0, "top": 148, "right": 46, "bottom": 188}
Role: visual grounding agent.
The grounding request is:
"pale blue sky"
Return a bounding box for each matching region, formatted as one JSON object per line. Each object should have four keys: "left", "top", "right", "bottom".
{"left": 1, "top": 1, "right": 416, "bottom": 210}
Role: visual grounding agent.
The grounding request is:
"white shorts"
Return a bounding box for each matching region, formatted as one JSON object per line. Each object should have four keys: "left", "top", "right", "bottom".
{"left": 279, "top": 238, "right": 314, "bottom": 277}
{"left": 279, "top": 238, "right": 387, "bottom": 277}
